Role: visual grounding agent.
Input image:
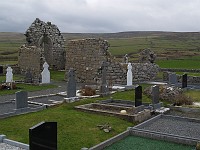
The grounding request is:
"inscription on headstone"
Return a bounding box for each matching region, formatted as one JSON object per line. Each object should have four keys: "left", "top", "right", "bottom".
{"left": 135, "top": 85, "right": 142, "bottom": 107}
{"left": 152, "top": 85, "right": 159, "bottom": 104}
{"left": 182, "top": 74, "right": 187, "bottom": 88}
{"left": 15, "top": 91, "right": 28, "bottom": 109}
{"left": 127, "top": 63, "right": 132, "bottom": 86}
{"left": 29, "top": 121, "right": 57, "bottom": 150}
{"left": 67, "top": 68, "right": 76, "bottom": 98}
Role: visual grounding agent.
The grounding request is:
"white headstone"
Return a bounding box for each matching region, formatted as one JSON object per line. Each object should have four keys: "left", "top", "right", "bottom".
{"left": 41, "top": 62, "right": 50, "bottom": 84}
{"left": 6, "top": 67, "right": 13, "bottom": 83}
{"left": 127, "top": 63, "right": 132, "bottom": 86}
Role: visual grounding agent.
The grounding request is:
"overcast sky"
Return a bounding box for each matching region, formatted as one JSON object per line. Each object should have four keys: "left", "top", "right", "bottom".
{"left": 1, "top": 0, "right": 200, "bottom": 33}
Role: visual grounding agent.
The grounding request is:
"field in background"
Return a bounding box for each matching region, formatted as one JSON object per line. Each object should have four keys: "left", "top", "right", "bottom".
{"left": 1, "top": 31, "right": 200, "bottom": 69}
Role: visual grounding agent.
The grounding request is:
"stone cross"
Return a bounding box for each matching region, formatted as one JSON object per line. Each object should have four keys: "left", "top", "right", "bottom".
{"left": 67, "top": 68, "right": 76, "bottom": 98}
{"left": 6, "top": 67, "right": 13, "bottom": 83}
{"left": 135, "top": 85, "right": 142, "bottom": 107}
{"left": 41, "top": 62, "right": 50, "bottom": 84}
{"left": 99, "top": 61, "right": 109, "bottom": 96}
{"left": 127, "top": 63, "right": 132, "bottom": 86}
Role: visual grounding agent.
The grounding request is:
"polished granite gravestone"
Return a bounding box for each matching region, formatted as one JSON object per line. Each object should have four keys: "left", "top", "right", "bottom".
{"left": 135, "top": 85, "right": 142, "bottom": 107}
{"left": 29, "top": 121, "right": 57, "bottom": 150}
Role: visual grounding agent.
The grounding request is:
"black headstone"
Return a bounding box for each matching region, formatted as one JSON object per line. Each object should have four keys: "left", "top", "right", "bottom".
{"left": 29, "top": 122, "right": 57, "bottom": 150}
{"left": 0, "top": 66, "right": 3, "bottom": 74}
{"left": 152, "top": 85, "right": 159, "bottom": 104}
{"left": 135, "top": 85, "right": 142, "bottom": 107}
{"left": 182, "top": 74, "right": 187, "bottom": 88}
{"left": 25, "top": 69, "right": 33, "bottom": 83}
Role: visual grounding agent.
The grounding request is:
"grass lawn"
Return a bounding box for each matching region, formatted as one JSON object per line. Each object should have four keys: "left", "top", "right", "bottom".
{"left": 104, "top": 135, "right": 195, "bottom": 150}
{"left": 0, "top": 98, "right": 133, "bottom": 150}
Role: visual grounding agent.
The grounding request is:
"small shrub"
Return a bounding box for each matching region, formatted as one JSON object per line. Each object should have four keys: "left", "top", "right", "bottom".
{"left": 174, "top": 94, "right": 193, "bottom": 106}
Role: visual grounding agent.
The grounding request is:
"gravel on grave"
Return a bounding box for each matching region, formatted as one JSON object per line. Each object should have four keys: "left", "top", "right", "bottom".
{"left": 29, "top": 95, "right": 65, "bottom": 105}
{"left": 138, "top": 117, "right": 200, "bottom": 139}
{"left": 0, "top": 143, "right": 26, "bottom": 150}
{"left": 0, "top": 102, "right": 39, "bottom": 114}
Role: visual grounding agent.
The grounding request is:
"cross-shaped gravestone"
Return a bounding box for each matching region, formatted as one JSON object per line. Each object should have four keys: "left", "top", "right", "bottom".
{"left": 25, "top": 69, "right": 33, "bottom": 83}
{"left": 41, "top": 62, "right": 50, "bottom": 84}
{"left": 135, "top": 85, "right": 142, "bottom": 107}
{"left": 6, "top": 67, "right": 13, "bottom": 83}
{"left": 67, "top": 68, "right": 76, "bottom": 98}
{"left": 127, "top": 63, "right": 132, "bottom": 86}
{"left": 99, "top": 61, "right": 109, "bottom": 96}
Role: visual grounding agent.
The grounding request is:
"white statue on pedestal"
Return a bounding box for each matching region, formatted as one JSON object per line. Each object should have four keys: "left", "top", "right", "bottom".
{"left": 127, "top": 63, "right": 132, "bottom": 86}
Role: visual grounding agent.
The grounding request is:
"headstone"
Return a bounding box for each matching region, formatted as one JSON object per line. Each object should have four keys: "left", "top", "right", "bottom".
{"left": 127, "top": 63, "right": 132, "bottom": 86}
{"left": 99, "top": 61, "right": 109, "bottom": 96}
{"left": 29, "top": 121, "right": 57, "bottom": 150}
{"left": 0, "top": 66, "right": 3, "bottom": 74}
{"left": 15, "top": 91, "right": 28, "bottom": 109}
{"left": 25, "top": 69, "right": 33, "bottom": 83}
{"left": 41, "top": 62, "right": 50, "bottom": 83}
{"left": 6, "top": 67, "right": 13, "bottom": 83}
{"left": 135, "top": 85, "right": 142, "bottom": 107}
{"left": 124, "top": 54, "right": 128, "bottom": 64}
{"left": 169, "top": 73, "right": 177, "bottom": 85}
{"left": 152, "top": 85, "right": 159, "bottom": 104}
{"left": 67, "top": 68, "right": 76, "bottom": 98}
{"left": 182, "top": 74, "right": 187, "bottom": 88}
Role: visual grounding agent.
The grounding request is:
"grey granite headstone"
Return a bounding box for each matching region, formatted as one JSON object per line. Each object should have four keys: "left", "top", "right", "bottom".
{"left": 29, "top": 121, "right": 57, "bottom": 150}
{"left": 99, "top": 61, "right": 109, "bottom": 96}
{"left": 169, "top": 73, "right": 177, "bottom": 85}
{"left": 135, "top": 85, "right": 142, "bottom": 107}
{"left": 67, "top": 68, "right": 76, "bottom": 98}
{"left": 15, "top": 91, "right": 28, "bottom": 109}
{"left": 182, "top": 74, "right": 187, "bottom": 88}
{"left": 152, "top": 85, "right": 159, "bottom": 104}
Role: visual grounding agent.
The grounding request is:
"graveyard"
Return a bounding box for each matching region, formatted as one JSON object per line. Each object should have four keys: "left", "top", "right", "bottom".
{"left": 0, "top": 19, "right": 200, "bottom": 150}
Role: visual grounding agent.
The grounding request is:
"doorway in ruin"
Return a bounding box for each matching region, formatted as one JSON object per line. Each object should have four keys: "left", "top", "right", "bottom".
{"left": 38, "top": 33, "right": 53, "bottom": 67}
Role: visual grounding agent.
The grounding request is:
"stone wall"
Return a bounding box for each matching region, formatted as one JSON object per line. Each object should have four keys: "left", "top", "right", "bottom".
{"left": 65, "top": 38, "right": 126, "bottom": 84}
{"left": 18, "top": 45, "right": 44, "bottom": 83}
{"left": 23, "top": 18, "right": 65, "bottom": 70}
{"left": 132, "top": 63, "right": 160, "bottom": 81}
{"left": 163, "top": 71, "right": 200, "bottom": 84}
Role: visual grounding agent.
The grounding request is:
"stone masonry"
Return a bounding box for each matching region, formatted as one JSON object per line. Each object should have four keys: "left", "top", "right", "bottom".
{"left": 21, "top": 18, "right": 66, "bottom": 70}
{"left": 18, "top": 45, "right": 44, "bottom": 83}
{"left": 65, "top": 38, "right": 126, "bottom": 85}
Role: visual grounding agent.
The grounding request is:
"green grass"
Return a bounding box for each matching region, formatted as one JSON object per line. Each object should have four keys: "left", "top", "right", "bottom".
{"left": 0, "top": 99, "right": 133, "bottom": 150}
{"left": 50, "top": 70, "right": 66, "bottom": 81}
{"left": 105, "top": 135, "right": 195, "bottom": 150}
{"left": 185, "top": 90, "right": 200, "bottom": 102}
{"left": 156, "top": 57, "right": 200, "bottom": 69}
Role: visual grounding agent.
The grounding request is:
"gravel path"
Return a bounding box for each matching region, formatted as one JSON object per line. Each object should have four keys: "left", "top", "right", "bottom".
{"left": 139, "top": 117, "right": 200, "bottom": 139}
{"left": 0, "top": 143, "right": 26, "bottom": 150}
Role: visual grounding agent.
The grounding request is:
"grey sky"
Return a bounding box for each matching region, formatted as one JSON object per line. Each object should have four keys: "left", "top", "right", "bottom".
{"left": 0, "top": 0, "right": 200, "bottom": 33}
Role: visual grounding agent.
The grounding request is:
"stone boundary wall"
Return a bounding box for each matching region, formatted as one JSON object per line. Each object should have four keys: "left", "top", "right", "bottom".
{"left": 163, "top": 71, "right": 200, "bottom": 84}
{"left": 161, "top": 68, "right": 200, "bottom": 73}
{"left": 132, "top": 63, "right": 160, "bottom": 81}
